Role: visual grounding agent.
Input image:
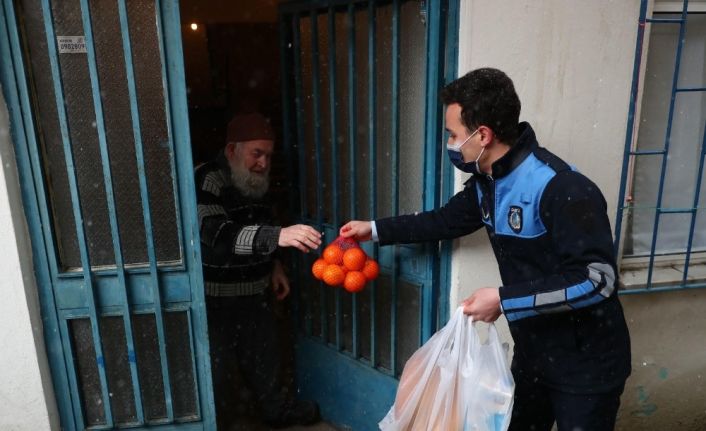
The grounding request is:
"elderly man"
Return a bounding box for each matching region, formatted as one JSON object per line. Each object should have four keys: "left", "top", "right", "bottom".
{"left": 195, "top": 112, "right": 322, "bottom": 429}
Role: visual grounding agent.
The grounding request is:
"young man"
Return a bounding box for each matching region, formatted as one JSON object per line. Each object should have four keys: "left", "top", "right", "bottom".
{"left": 195, "top": 112, "right": 322, "bottom": 429}
{"left": 341, "top": 68, "right": 631, "bottom": 430}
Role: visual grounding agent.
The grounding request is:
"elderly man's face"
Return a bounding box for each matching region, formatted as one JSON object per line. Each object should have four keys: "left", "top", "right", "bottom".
{"left": 225, "top": 139, "right": 274, "bottom": 198}
{"left": 233, "top": 139, "right": 274, "bottom": 172}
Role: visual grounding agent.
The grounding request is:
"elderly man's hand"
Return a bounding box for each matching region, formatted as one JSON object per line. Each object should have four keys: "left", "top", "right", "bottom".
{"left": 339, "top": 220, "right": 373, "bottom": 242}
{"left": 279, "top": 224, "right": 322, "bottom": 253}
{"left": 271, "top": 259, "right": 290, "bottom": 300}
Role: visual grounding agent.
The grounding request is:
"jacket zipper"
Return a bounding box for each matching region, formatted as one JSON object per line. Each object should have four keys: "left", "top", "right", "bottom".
{"left": 486, "top": 174, "right": 495, "bottom": 226}
{"left": 485, "top": 174, "right": 506, "bottom": 258}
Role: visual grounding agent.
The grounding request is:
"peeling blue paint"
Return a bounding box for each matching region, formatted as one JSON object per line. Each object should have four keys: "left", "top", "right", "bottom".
{"left": 659, "top": 367, "right": 668, "bottom": 380}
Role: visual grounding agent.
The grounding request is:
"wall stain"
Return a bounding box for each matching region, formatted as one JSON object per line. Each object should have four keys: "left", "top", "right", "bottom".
{"left": 631, "top": 386, "right": 658, "bottom": 417}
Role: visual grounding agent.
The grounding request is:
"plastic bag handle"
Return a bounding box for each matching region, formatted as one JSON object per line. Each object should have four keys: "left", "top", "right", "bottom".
{"left": 456, "top": 308, "right": 478, "bottom": 377}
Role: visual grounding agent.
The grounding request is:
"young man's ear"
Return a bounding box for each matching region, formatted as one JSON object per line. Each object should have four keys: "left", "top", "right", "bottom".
{"left": 478, "top": 126, "right": 496, "bottom": 147}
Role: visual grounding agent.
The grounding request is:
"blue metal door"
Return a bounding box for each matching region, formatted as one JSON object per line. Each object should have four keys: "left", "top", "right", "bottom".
{"left": 278, "top": 1, "right": 457, "bottom": 429}
{"left": 0, "top": 0, "right": 214, "bottom": 429}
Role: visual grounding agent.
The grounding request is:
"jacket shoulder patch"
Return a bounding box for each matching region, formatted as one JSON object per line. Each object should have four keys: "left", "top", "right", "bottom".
{"left": 508, "top": 206, "right": 523, "bottom": 233}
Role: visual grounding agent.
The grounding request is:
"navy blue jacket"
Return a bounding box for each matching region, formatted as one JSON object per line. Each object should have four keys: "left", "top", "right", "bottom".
{"left": 375, "top": 123, "right": 631, "bottom": 393}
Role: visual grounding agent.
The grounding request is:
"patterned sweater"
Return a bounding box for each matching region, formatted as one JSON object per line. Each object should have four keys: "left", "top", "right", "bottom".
{"left": 195, "top": 154, "right": 281, "bottom": 296}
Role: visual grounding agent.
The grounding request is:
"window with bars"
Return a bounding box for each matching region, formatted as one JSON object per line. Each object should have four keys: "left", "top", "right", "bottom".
{"left": 616, "top": 0, "right": 706, "bottom": 292}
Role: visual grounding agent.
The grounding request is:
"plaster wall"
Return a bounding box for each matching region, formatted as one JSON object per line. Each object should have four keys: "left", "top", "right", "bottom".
{"left": 0, "top": 89, "right": 58, "bottom": 429}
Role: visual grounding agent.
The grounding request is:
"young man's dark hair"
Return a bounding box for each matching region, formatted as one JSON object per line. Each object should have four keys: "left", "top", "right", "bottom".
{"left": 440, "top": 67, "right": 522, "bottom": 144}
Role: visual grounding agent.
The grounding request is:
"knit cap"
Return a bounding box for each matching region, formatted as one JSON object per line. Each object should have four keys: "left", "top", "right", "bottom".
{"left": 226, "top": 112, "right": 275, "bottom": 143}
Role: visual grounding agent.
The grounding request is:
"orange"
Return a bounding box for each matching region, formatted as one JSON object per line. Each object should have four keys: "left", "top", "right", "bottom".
{"left": 311, "top": 258, "right": 327, "bottom": 280}
{"left": 342, "top": 248, "right": 367, "bottom": 271}
{"left": 322, "top": 245, "right": 344, "bottom": 265}
{"left": 362, "top": 259, "right": 380, "bottom": 281}
{"left": 343, "top": 271, "right": 367, "bottom": 293}
{"left": 322, "top": 264, "right": 346, "bottom": 286}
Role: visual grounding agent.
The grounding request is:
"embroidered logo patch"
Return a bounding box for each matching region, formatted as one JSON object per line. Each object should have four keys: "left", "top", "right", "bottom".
{"left": 508, "top": 206, "right": 523, "bottom": 233}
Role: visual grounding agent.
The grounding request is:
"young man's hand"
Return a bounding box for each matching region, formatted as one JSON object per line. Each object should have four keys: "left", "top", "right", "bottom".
{"left": 279, "top": 224, "right": 322, "bottom": 253}
{"left": 339, "top": 220, "right": 373, "bottom": 242}
{"left": 462, "top": 287, "right": 502, "bottom": 322}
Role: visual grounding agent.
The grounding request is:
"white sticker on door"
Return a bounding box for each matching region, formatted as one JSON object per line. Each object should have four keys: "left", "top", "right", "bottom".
{"left": 57, "top": 36, "right": 87, "bottom": 54}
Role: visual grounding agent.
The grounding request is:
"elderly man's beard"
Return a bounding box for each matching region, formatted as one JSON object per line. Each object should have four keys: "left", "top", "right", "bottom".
{"left": 229, "top": 157, "right": 270, "bottom": 199}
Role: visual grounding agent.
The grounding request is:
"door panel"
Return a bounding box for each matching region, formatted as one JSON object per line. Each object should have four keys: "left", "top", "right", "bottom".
{"left": 18, "top": 0, "right": 182, "bottom": 270}
{"left": 279, "top": 1, "right": 452, "bottom": 429}
{"left": 0, "top": 0, "right": 214, "bottom": 429}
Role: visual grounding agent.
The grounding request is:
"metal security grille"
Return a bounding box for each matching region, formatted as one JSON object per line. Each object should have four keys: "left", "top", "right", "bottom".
{"left": 0, "top": 0, "right": 214, "bottom": 429}
{"left": 278, "top": 0, "right": 455, "bottom": 428}
{"left": 616, "top": 0, "right": 706, "bottom": 293}
{"left": 281, "top": 0, "right": 442, "bottom": 371}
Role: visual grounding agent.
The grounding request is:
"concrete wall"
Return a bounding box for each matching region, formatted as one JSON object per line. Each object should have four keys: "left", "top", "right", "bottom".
{"left": 0, "top": 91, "right": 58, "bottom": 429}
{"left": 453, "top": 0, "right": 706, "bottom": 429}
{"left": 619, "top": 291, "right": 706, "bottom": 429}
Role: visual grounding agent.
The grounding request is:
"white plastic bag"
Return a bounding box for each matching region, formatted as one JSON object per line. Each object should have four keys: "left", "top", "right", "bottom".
{"left": 379, "top": 307, "right": 514, "bottom": 431}
{"left": 461, "top": 318, "right": 514, "bottom": 431}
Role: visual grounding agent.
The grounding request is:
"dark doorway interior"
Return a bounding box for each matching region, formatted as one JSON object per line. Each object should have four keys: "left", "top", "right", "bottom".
{"left": 179, "top": 1, "right": 301, "bottom": 430}
{"left": 181, "top": 0, "right": 281, "bottom": 165}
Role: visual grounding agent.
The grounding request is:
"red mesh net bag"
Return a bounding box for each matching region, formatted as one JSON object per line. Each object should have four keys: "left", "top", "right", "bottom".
{"left": 330, "top": 235, "right": 360, "bottom": 251}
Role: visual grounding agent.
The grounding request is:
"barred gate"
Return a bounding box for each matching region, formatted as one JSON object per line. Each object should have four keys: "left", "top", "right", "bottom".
{"left": 278, "top": 0, "right": 458, "bottom": 428}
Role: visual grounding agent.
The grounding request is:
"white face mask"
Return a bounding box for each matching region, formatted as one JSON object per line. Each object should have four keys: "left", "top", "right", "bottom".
{"left": 446, "top": 128, "right": 479, "bottom": 152}
{"left": 446, "top": 128, "right": 488, "bottom": 174}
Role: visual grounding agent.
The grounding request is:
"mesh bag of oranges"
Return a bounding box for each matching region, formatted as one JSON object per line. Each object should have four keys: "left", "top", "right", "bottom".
{"left": 311, "top": 236, "right": 379, "bottom": 292}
